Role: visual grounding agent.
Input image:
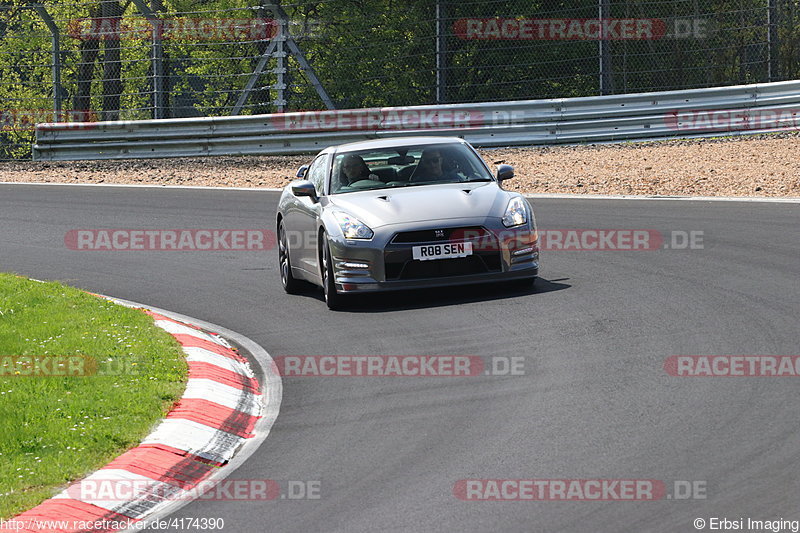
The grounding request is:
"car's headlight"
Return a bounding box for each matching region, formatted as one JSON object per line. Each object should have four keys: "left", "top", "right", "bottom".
{"left": 333, "top": 212, "right": 374, "bottom": 239}
{"left": 502, "top": 197, "right": 528, "bottom": 227}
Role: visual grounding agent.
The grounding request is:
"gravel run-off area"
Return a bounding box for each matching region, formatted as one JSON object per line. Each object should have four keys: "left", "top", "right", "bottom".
{"left": 1, "top": 132, "right": 798, "bottom": 197}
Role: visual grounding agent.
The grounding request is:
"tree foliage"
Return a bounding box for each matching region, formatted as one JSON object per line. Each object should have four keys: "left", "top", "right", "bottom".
{"left": 1, "top": 0, "right": 797, "bottom": 158}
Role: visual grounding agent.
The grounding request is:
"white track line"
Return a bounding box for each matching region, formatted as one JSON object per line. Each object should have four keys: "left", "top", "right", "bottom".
{"left": 0, "top": 181, "right": 281, "bottom": 192}
{"left": 1, "top": 181, "right": 797, "bottom": 202}
{"left": 523, "top": 193, "right": 800, "bottom": 203}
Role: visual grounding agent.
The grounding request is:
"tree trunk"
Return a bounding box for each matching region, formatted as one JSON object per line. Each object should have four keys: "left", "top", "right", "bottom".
{"left": 74, "top": 4, "right": 101, "bottom": 119}
{"left": 101, "top": 0, "right": 123, "bottom": 120}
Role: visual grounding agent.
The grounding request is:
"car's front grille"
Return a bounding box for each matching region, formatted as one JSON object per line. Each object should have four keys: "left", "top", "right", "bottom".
{"left": 384, "top": 226, "right": 502, "bottom": 281}
{"left": 391, "top": 226, "right": 490, "bottom": 244}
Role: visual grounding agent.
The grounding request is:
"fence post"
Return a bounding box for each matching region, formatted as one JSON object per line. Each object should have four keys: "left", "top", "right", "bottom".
{"left": 436, "top": 0, "right": 447, "bottom": 104}
{"left": 151, "top": 0, "right": 166, "bottom": 119}
{"left": 599, "top": 0, "right": 613, "bottom": 95}
{"left": 275, "top": 15, "right": 287, "bottom": 112}
{"left": 130, "top": 0, "right": 166, "bottom": 119}
{"left": 768, "top": 0, "right": 779, "bottom": 82}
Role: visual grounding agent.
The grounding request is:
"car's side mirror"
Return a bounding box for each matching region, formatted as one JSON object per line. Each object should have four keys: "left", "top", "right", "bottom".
{"left": 296, "top": 165, "right": 309, "bottom": 178}
{"left": 291, "top": 180, "right": 318, "bottom": 202}
{"left": 496, "top": 164, "right": 514, "bottom": 182}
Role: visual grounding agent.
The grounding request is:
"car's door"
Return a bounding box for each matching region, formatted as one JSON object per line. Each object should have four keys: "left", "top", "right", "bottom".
{"left": 288, "top": 153, "right": 329, "bottom": 275}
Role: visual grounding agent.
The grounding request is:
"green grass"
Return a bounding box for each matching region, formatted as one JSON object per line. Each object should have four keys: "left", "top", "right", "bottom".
{"left": 0, "top": 274, "right": 188, "bottom": 518}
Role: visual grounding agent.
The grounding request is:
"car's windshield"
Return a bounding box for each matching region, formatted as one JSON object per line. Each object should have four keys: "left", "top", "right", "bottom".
{"left": 329, "top": 143, "right": 493, "bottom": 194}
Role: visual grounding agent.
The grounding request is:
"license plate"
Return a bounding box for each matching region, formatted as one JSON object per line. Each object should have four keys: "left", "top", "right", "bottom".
{"left": 412, "top": 242, "right": 473, "bottom": 261}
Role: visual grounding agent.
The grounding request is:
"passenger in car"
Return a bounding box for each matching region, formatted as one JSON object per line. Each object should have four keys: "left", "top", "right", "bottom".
{"left": 341, "top": 154, "right": 381, "bottom": 184}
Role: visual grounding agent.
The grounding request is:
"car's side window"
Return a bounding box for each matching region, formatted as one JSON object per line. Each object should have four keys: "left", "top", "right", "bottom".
{"left": 307, "top": 154, "right": 329, "bottom": 195}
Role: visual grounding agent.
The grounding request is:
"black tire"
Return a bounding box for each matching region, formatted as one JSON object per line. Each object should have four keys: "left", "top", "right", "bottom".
{"left": 321, "top": 236, "right": 347, "bottom": 310}
{"left": 278, "top": 221, "right": 303, "bottom": 294}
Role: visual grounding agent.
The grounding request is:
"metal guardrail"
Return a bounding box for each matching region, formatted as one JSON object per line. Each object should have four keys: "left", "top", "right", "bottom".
{"left": 33, "top": 80, "right": 800, "bottom": 161}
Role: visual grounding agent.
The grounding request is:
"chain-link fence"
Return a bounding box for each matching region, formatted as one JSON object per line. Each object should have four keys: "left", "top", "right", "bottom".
{"left": 1, "top": 0, "right": 798, "bottom": 160}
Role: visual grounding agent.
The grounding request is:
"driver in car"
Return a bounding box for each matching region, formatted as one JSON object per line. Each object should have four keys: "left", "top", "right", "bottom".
{"left": 341, "top": 154, "right": 381, "bottom": 184}
{"left": 410, "top": 148, "right": 461, "bottom": 182}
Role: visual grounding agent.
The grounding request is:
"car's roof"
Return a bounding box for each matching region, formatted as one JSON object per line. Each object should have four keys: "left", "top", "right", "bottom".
{"left": 329, "top": 136, "right": 468, "bottom": 154}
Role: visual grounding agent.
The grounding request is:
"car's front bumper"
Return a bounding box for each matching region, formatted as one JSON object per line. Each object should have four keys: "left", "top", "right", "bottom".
{"left": 327, "top": 217, "right": 539, "bottom": 294}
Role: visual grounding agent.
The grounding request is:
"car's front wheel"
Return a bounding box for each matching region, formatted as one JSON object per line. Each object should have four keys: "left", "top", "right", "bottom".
{"left": 278, "top": 221, "right": 303, "bottom": 294}
{"left": 321, "top": 235, "right": 347, "bottom": 310}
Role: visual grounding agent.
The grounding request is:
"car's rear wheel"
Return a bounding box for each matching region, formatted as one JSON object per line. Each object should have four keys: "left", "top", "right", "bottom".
{"left": 278, "top": 221, "right": 303, "bottom": 294}
{"left": 321, "top": 235, "right": 347, "bottom": 310}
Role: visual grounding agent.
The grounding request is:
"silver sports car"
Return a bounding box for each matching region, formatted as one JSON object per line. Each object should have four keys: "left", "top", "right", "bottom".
{"left": 276, "top": 136, "right": 539, "bottom": 309}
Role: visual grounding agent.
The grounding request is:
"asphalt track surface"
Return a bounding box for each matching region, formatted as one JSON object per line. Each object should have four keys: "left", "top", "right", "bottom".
{"left": 1, "top": 184, "right": 798, "bottom": 533}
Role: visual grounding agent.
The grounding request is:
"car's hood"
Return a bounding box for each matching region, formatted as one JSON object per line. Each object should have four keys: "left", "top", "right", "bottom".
{"left": 325, "top": 182, "right": 510, "bottom": 228}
